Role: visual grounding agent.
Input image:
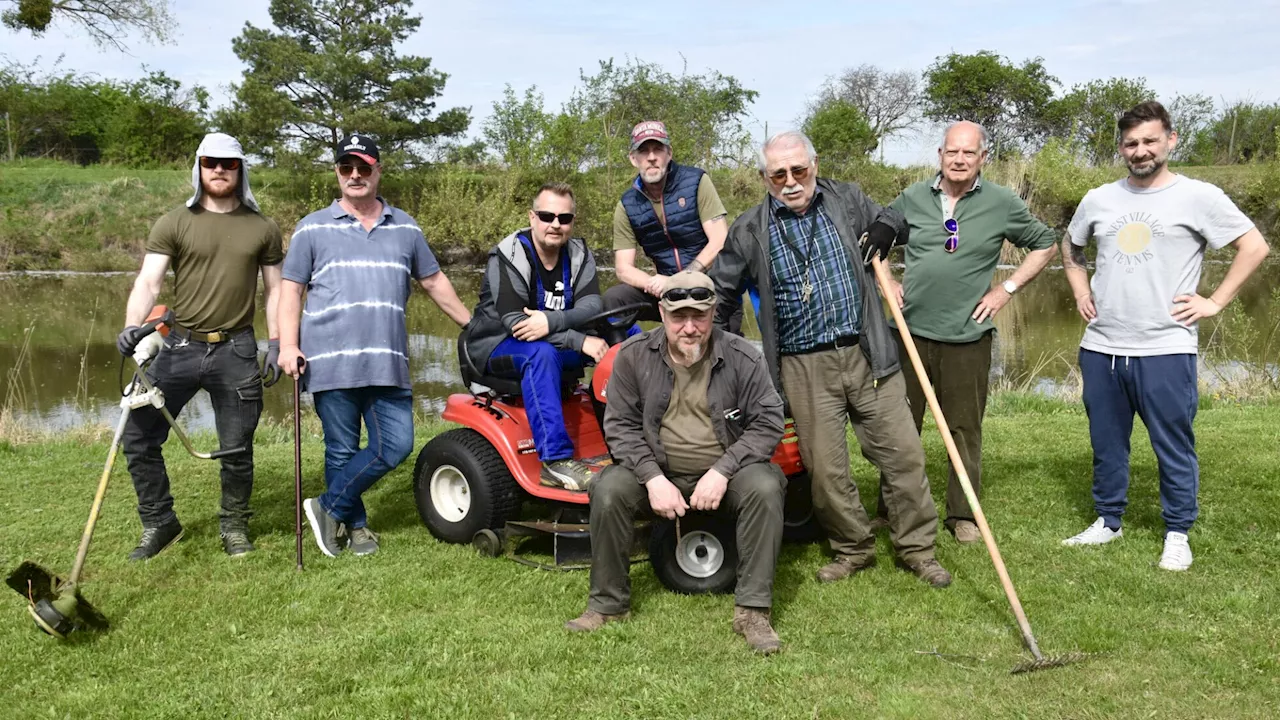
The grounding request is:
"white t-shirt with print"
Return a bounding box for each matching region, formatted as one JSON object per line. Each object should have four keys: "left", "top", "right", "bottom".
{"left": 1068, "top": 176, "right": 1254, "bottom": 357}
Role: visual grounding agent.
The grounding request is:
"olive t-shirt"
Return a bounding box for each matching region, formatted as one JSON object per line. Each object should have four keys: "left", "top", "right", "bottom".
{"left": 659, "top": 344, "right": 724, "bottom": 476}
{"left": 612, "top": 174, "right": 728, "bottom": 251}
{"left": 146, "top": 205, "right": 284, "bottom": 332}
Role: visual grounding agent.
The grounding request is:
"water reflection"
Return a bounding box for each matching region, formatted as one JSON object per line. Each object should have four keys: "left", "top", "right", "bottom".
{"left": 1, "top": 262, "right": 1275, "bottom": 432}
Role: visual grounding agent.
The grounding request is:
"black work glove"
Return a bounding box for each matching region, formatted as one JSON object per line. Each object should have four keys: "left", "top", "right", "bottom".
{"left": 261, "top": 338, "right": 282, "bottom": 387}
{"left": 116, "top": 325, "right": 146, "bottom": 356}
{"left": 859, "top": 221, "right": 902, "bottom": 266}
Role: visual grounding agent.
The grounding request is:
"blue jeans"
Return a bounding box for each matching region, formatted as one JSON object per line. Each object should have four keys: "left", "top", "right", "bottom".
{"left": 487, "top": 337, "right": 582, "bottom": 462}
{"left": 1080, "top": 349, "right": 1199, "bottom": 533}
{"left": 312, "top": 386, "right": 415, "bottom": 528}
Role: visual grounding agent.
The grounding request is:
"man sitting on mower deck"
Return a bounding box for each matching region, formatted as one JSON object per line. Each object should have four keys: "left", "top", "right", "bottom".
{"left": 279, "top": 133, "right": 472, "bottom": 558}
{"left": 566, "top": 271, "right": 788, "bottom": 655}
{"left": 465, "top": 182, "right": 608, "bottom": 491}
{"left": 116, "top": 132, "right": 283, "bottom": 560}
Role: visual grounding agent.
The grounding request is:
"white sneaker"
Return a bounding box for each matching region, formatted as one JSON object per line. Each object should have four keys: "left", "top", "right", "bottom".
{"left": 1158, "top": 531, "right": 1193, "bottom": 571}
{"left": 1061, "top": 517, "right": 1123, "bottom": 546}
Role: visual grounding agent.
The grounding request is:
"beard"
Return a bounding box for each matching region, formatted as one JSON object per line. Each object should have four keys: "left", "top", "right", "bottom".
{"left": 671, "top": 335, "right": 708, "bottom": 365}
{"left": 202, "top": 176, "right": 239, "bottom": 199}
{"left": 1126, "top": 156, "right": 1165, "bottom": 179}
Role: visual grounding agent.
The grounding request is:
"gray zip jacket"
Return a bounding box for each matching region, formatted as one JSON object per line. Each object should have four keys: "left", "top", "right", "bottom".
{"left": 711, "top": 177, "right": 909, "bottom": 401}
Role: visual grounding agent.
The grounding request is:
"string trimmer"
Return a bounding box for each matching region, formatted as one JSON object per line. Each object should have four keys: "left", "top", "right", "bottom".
{"left": 6, "top": 306, "right": 246, "bottom": 639}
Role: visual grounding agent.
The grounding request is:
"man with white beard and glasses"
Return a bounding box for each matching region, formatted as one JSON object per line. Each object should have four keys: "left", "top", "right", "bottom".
{"left": 1060, "top": 101, "right": 1269, "bottom": 571}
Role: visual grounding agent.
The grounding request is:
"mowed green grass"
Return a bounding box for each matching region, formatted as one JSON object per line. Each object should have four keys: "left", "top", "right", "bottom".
{"left": 0, "top": 401, "right": 1277, "bottom": 719}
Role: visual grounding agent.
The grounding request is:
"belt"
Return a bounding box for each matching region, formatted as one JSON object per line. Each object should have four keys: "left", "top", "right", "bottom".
{"left": 170, "top": 323, "right": 246, "bottom": 344}
{"left": 786, "top": 334, "right": 860, "bottom": 356}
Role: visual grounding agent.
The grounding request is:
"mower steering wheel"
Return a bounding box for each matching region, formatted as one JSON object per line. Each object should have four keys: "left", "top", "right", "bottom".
{"left": 578, "top": 302, "right": 652, "bottom": 332}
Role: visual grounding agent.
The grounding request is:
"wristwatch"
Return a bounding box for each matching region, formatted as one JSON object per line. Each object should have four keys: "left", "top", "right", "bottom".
{"left": 1002, "top": 280, "right": 1019, "bottom": 295}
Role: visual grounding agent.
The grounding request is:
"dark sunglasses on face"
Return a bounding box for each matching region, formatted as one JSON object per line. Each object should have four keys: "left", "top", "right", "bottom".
{"left": 765, "top": 164, "right": 811, "bottom": 187}
{"left": 533, "top": 210, "right": 575, "bottom": 225}
{"left": 199, "top": 157, "right": 241, "bottom": 171}
{"left": 662, "top": 287, "right": 715, "bottom": 303}
{"left": 337, "top": 163, "right": 375, "bottom": 178}
{"left": 944, "top": 217, "right": 959, "bottom": 253}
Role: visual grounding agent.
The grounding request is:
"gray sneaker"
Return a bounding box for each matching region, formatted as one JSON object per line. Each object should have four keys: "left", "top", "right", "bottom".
{"left": 220, "top": 529, "right": 255, "bottom": 557}
{"left": 128, "top": 519, "right": 184, "bottom": 561}
{"left": 348, "top": 527, "right": 380, "bottom": 556}
{"left": 303, "top": 497, "right": 345, "bottom": 557}
{"left": 540, "top": 459, "right": 598, "bottom": 491}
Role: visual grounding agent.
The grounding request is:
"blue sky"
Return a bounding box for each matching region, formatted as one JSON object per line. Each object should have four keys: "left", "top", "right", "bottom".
{"left": 4, "top": 0, "right": 1279, "bottom": 165}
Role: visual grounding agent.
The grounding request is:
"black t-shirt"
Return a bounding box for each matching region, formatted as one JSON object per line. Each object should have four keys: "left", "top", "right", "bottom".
{"left": 536, "top": 252, "right": 568, "bottom": 311}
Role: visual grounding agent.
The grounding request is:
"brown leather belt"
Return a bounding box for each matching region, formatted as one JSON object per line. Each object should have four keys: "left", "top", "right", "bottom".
{"left": 171, "top": 323, "right": 247, "bottom": 344}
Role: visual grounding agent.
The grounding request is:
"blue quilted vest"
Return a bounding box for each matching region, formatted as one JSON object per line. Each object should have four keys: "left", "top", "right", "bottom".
{"left": 620, "top": 161, "right": 708, "bottom": 275}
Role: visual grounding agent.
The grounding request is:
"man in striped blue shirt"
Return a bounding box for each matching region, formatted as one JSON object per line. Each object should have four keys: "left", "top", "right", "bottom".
{"left": 279, "top": 134, "right": 471, "bottom": 558}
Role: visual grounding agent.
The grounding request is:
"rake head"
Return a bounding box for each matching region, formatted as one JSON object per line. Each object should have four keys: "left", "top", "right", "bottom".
{"left": 1010, "top": 651, "right": 1094, "bottom": 674}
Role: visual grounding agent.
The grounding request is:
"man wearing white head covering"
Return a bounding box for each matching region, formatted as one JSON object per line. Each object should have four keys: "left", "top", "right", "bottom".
{"left": 116, "top": 132, "right": 285, "bottom": 561}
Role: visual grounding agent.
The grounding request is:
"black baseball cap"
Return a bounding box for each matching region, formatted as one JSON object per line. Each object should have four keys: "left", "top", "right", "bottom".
{"left": 335, "top": 133, "right": 380, "bottom": 164}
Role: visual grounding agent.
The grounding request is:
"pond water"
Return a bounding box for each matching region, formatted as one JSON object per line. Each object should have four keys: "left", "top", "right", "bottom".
{"left": 1, "top": 262, "right": 1276, "bottom": 432}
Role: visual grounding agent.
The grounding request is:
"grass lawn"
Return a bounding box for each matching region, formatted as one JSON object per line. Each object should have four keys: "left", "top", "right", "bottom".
{"left": 0, "top": 399, "right": 1277, "bottom": 719}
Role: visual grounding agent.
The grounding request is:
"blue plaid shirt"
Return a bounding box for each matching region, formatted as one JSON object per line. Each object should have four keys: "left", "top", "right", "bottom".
{"left": 768, "top": 191, "right": 861, "bottom": 354}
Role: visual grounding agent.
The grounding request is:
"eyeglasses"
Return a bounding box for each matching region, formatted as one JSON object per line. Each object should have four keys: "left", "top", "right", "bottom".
{"left": 199, "top": 157, "right": 241, "bottom": 171}
{"left": 662, "top": 287, "right": 715, "bottom": 303}
{"left": 337, "top": 163, "right": 376, "bottom": 177}
{"left": 944, "top": 218, "right": 959, "bottom": 253}
{"left": 765, "top": 164, "right": 812, "bottom": 187}
{"left": 533, "top": 210, "right": 575, "bottom": 225}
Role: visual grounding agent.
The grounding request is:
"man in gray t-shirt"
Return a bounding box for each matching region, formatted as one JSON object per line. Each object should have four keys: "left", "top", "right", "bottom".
{"left": 278, "top": 134, "right": 472, "bottom": 558}
{"left": 1059, "top": 102, "right": 1270, "bottom": 571}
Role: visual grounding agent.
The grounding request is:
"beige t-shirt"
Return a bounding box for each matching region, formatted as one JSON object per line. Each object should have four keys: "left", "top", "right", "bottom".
{"left": 613, "top": 174, "right": 728, "bottom": 251}
{"left": 659, "top": 345, "right": 724, "bottom": 477}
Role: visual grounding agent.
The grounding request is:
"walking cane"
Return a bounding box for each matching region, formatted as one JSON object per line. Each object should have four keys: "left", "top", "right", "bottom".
{"left": 869, "top": 254, "right": 1087, "bottom": 674}
{"left": 293, "top": 360, "right": 305, "bottom": 571}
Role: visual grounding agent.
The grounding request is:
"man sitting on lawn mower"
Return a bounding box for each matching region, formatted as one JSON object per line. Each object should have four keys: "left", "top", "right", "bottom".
{"left": 464, "top": 182, "right": 609, "bottom": 491}
{"left": 565, "top": 271, "right": 788, "bottom": 655}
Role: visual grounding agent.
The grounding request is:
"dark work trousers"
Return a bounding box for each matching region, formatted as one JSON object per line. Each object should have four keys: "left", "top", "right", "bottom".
{"left": 876, "top": 332, "right": 993, "bottom": 529}
{"left": 586, "top": 462, "right": 786, "bottom": 614}
{"left": 781, "top": 346, "right": 938, "bottom": 564}
{"left": 1079, "top": 349, "right": 1200, "bottom": 533}
{"left": 603, "top": 282, "right": 744, "bottom": 335}
{"left": 122, "top": 329, "right": 263, "bottom": 531}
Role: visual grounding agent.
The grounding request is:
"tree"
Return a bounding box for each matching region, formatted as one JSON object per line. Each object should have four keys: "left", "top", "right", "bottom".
{"left": 922, "top": 51, "right": 1058, "bottom": 155}
{"left": 1, "top": 0, "right": 174, "bottom": 51}
{"left": 1189, "top": 101, "right": 1280, "bottom": 163}
{"left": 1166, "top": 93, "right": 1215, "bottom": 162}
{"left": 809, "top": 64, "right": 919, "bottom": 159}
{"left": 1045, "top": 77, "right": 1156, "bottom": 164}
{"left": 217, "top": 0, "right": 469, "bottom": 163}
{"left": 482, "top": 85, "right": 553, "bottom": 169}
{"left": 802, "top": 100, "right": 878, "bottom": 163}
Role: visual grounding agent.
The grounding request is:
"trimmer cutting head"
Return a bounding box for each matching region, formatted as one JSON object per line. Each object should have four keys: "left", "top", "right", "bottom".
{"left": 6, "top": 561, "right": 109, "bottom": 639}
{"left": 1011, "top": 651, "right": 1093, "bottom": 674}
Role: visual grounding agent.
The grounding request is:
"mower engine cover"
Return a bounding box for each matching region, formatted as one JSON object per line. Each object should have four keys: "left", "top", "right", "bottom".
{"left": 592, "top": 344, "right": 622, "bottom": 404}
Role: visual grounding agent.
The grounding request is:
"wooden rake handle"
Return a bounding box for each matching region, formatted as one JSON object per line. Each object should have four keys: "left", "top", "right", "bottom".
{"left": 869, "top": 255, "right": 1043, "bottom": 659}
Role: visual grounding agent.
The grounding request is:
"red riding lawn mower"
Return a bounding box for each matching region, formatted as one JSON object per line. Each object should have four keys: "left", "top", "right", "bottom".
{"left": 412, "top": 303, "right": 819, "bottom": 595}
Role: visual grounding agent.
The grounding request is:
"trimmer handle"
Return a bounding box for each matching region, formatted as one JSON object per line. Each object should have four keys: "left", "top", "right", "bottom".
{"left": 138, "top": 306, "right": 175, "bottom": 340}
{"left": 208, "top": 447, "right": 247, "bottom": 459}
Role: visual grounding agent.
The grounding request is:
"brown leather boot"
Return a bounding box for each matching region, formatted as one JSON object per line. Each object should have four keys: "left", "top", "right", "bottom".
{"left": 564, "top": 609, "right": 630, "bottom": 632}
{"left": 815, "top": 554, "right": 876, "bottom": 583}
{"left": 897, "top": 557, "right": 953, "bottom": 588}
{"left": 732, "top": 606, "right": 781, "bottom": 655}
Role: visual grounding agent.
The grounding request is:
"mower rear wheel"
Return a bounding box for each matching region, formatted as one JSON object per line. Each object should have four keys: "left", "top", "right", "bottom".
{"left": 414, "top": 429, "right": 521, "bottom": 544}
{"left": 782, "top": 473, "right": 823, "bottom": 543}
{"left": 649, "top": 515, "right": 737, "bottom": 595}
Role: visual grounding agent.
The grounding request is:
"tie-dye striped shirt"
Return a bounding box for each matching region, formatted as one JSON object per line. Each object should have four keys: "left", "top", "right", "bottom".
{"left": 282, "top": 199, "right": 440, "bottom": 392}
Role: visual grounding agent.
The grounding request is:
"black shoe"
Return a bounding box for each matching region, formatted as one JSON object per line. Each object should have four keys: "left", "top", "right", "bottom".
{"left": 220, "top": 529, "right": 255, "bottom": 557}
{"left": 128, "top": 520, "right": 184, "bottom": 561}
{"left": 304, "top": 497, "right": 345, "bottom": 557}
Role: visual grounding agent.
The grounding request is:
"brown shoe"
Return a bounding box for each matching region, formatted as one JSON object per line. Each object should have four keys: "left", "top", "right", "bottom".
{"left": 898, "top": 557, "right": 953, "bottom": 588}
{"left": 564, "top": 609, "right": 630, "bottom": 632}
{"left": 953, "top": 520, "right": 981, "bottom": 545}
{"left": 732, "top": 606, "right": 781, "bottom": 655}
{"left": 815, "top": 554, "right": 876, "bottom": 583}
{"left": 869, "top": 516, "right": 889, "bottom": 532}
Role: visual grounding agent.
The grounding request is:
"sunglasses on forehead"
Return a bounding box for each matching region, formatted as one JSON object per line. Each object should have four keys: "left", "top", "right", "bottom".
{"left": 765, "top": 164, "right": 812, "bottom": 187}
{"left": 337, "top": 162, "right": 375, "bottom": 177}
{"left": 662, "top": 287, "right": 715, "bottom": 303}
{"left": 533, "top": 210, "right": 575, "bottom": 225}
{"left": 944, "top": 218, "right": 959, "bottom": 253}
{"left": 199, "top": 157, "right": 241, "bottom": 171}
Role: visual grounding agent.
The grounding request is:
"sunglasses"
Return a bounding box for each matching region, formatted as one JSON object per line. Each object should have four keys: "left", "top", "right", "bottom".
{"left": 662, "top": 287, "right": 715, "bottom": 303}
{"left": 533, "top": 210, "right": 575, "bottom": 225}
{"left": 199, "top": 157, "right": 241, "bottom": 171}
{"left": 944, "top": 218, "right": 959, "bottom": 253}
{"left": 765, "top": 164, "right": 812, "bottom": 187}
{"left": 337, "top": 163, "right": 376, "bottom": 178}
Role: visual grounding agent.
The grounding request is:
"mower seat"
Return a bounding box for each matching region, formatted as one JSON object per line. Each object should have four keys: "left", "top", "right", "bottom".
{"left": 457, "top": 328, "right": 582, "bottom": 399}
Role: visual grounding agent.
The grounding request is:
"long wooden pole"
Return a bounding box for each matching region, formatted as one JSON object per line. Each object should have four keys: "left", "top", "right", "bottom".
{"left": 869, "top": 256, "right": 1044, "bottom": 660}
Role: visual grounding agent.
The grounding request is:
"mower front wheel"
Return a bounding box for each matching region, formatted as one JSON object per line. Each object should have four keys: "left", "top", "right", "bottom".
{"left": 414, "top": 429, "right": 521, "bottom": 544}
{"left": 649, "top": 515, "right": 737, "bottom": 595}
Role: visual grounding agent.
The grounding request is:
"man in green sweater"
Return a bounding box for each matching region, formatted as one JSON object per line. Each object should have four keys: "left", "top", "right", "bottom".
{"left": 880, "top": 121, "right": 1058, "bottom": 544}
